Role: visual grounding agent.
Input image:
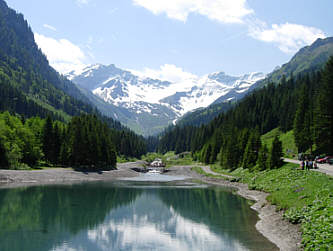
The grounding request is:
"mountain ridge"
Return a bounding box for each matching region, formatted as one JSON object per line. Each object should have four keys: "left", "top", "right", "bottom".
{"left": 69, "top": 64, "right": 265, "bottom": 135}
{"left": 263, "top": 37, "right": 333, "bottom": 84}
{"left": 176, "top": 36, "right": 333, "bottom": 128}
{"left": 0, "top": 0, "right": 96, "bottom": 120}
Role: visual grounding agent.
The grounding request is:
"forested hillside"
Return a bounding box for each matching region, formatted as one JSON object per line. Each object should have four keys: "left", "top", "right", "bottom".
{"left": 0, "top": 0, "right": 96, "bottom": 119}
{"left": 158, "top": 57, "right": 333, "bottom": 171}
{"left": 176, "top": 102, "right": 233, "bottom": 127}
{"left": 0, "top": 112, "right": 147, "bottom": 170}
{"left": 175, "top": 37, "right": 333, "bottom": 129}
{"left": 0, "top": 0, "right": 147, "bottom": 168}
{"left": 261, "top": 37, "right": 333, "bottom": 85}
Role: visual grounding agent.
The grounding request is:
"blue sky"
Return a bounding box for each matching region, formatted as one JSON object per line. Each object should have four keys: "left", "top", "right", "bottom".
{"left": 5, "top": 0, "right": 333, "bottom": 79}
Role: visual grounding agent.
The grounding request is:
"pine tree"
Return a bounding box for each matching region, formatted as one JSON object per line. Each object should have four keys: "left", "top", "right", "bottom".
{"left": 0, "top": 139, "right": 9, "bottom": 169}
{"left": 210, "top": 133, "right": 222, "bottom": 163}
{"left": 108, "top": 145, "right": 117, "bottom": 170}
{"left": 52, "top": 122, "right": 61, "bottom": 164}
{"left": 70, "top": 118, "right": 85, "bottom": 166}
{"left": 314, "top": 56, "right": 333, "bottom": 154}
{"left": 268, "top": 136, "right": 283, "bottom": 169}
{"left": 294, "top": 83, "right": 312, "bottom": 153}
{"left": 175, "top": 140, "right": 184, "bottom": 154}
{"left": 220, "top": 135, "right": 239, "bottom": 170}
{"left": 42, "top": 116, "right": 54, "bottom": 163}
{"left": 204, "top": 144, "right": 212, "bottom": 164}
{"left": 242, "top": 129, "right": 261, "bottom": 169}
{"left": 257, "top": 144, "right": 268, "bottom": 171}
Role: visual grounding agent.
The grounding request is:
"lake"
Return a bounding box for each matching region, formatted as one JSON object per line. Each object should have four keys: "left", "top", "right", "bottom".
{"left": 0, "top": 179, "right": 278, "bottom": 251}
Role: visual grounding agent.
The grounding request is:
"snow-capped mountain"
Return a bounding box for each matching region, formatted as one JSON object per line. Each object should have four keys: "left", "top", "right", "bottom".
{"left": 68, "top": 64, "right": 265, "bottom": 135}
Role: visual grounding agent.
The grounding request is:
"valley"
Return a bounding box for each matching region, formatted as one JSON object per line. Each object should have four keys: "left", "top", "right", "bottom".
{"left": 0, "top": 0, "right": 332, "bottom": 251}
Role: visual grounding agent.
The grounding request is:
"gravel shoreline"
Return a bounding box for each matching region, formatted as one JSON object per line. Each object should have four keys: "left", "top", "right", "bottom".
{"left": 0, "top": 162, "right": 143, "bottom": 189}
{"left": 0, "top": 162, "right": 303, "bottom": 251}
{"left": 166, "top": 165, "right": 303, "bottom": 251}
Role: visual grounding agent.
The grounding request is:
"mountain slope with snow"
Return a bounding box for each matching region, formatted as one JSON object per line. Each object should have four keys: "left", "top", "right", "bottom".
{"left": 68, "top": 64, "right": 265, "bottom": 136}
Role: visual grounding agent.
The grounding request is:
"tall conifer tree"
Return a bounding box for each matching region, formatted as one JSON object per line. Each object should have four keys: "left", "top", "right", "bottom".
{"left": 242, "top": 129, "right": 261, "bottom": 169}
{"left": 42, "top": 116, "right": 54, "bottom": 163}
{"left": 294, "top": 84, "right": 312, "bottom": 153}
{"left": 0, "top": 139, "right": 9, "bottom": 168}
{"left": 315, "top": 56, "right": 333, "bottom": 153}
{"left": 268, "top": 136, "right": 283, "bottom": 169}
{"left": 257, "top": 144, "right": 268, "bottom": 171}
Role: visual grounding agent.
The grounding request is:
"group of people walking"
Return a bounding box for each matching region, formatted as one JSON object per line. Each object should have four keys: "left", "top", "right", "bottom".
{"left": 300, "top": 158, "right": 317, "bottom": 170}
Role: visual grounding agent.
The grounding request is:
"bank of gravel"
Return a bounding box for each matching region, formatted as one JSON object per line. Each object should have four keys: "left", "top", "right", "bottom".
{"left": 0, "top": 162, "right": 143, "bottom": 189}
{"left": 0, "top": 162, "right": 302, "bottom": 251}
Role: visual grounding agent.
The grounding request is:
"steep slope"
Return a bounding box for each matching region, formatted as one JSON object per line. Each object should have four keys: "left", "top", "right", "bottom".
{"left": 68, "top": 64, "right": 178, "bottom": 135}
{"left": 263, "top": 37, "right": 333, "bottom": 84}
{"left": 159, "top": 72, "right": 264, "bottom": 112}
{"left": 0, "top": 0, "right": 148, "bottom": 159}
{"left": 0, "top": 0, "right": 94, "bottom": 120}
{"left": 176, "top": 102, "right": 234, "bottom": 127}
{"left": 176, "top": 37, "right": 333, "bottom": 128}
{"left": 69, "top": 64, "right": 265, "bottom": 135}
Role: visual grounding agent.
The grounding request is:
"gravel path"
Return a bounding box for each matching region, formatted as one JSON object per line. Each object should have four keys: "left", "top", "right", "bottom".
{"left": 200, "top": 165, "right": 234, "bottom": 179}
{"left": 283, "top": 158, "right": 333, "bottom": 176}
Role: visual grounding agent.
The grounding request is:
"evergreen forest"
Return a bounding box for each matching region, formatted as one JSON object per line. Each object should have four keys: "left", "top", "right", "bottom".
{"left": 158, "top": 57, "right": 333, "bottom": 171}
{"left": 0, "top": 0, "right": 147, "bottom": 170}
{"left": 0, "top": 112, "right": 147, "bottom": 170}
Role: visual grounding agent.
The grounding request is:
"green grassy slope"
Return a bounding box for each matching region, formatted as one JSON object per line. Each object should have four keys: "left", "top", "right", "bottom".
{"left": 261, "top": 128, "right": 298, "bottom": 158}
{"left": 195, "top": 163, "right": 333, "bottom": 251}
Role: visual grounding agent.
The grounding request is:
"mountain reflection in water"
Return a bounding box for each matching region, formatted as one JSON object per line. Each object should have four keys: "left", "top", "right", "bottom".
{"left": 0, "top": 182, "right": 277, "bottom": 251}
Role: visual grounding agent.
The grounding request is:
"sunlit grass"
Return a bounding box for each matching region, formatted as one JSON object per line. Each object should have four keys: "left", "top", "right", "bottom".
{"left": 261, "top": 128, "right": 298, "bottom": 158}
{"left": 193, "top": 162, "right": 333, "bottom": 250}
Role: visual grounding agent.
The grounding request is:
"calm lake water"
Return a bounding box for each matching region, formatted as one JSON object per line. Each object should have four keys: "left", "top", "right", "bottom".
{"left": 0, "top": 179, "right": 278, "bottom": 251}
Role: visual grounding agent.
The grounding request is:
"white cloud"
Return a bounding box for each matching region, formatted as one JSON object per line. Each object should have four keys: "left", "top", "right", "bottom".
{"left": 248, "top": 22, "right": 326, "bottom": 53}
{"left": 132, "top": 0, "right": 253, "bottom": 23}
{"left": 43, "top": 24, "right": 57, "bottom": 32}
{"left": 76, "top": 0, "right": 90, "bottom": 6}
{"left": 34, "top": 33, "right": 88, "bottom": 74}
{"left": 130, "top": 64, "right": 197, "bottom": 83}
{"left": 133, "top": 0, "right": 326, "bottom": 54}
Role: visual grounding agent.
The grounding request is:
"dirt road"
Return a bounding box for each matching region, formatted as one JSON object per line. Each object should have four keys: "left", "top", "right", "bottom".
{"left": 200, "top": 165, "right": 234, "bottom": 179}
{"left": 283, "top": 158, "right": 333, "bottom": 176}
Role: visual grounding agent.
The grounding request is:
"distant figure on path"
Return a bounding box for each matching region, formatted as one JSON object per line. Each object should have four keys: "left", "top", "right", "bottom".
{"left": 300, "top": 160, "right": 305, "bottom": 170}
{"left": 305, "top": 159, "right": 308, "bottom": 170}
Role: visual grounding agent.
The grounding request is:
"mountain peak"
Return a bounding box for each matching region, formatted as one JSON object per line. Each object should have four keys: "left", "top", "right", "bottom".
{"left": 69, "top": 64, "right": 265, "bottom": 135}
{"left": 208, "top": 71, "right": 239, "bottom": 85}
{"left": 310, "top": 37, "right": 333, "bottom": 49}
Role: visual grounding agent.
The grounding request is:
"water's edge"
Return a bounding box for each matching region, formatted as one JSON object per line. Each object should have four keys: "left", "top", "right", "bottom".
{"left": 0, "top": 163, "right": 303, "bottom": 251}
{"left": 197, "top": 176, "right": 303, "bottom": 251}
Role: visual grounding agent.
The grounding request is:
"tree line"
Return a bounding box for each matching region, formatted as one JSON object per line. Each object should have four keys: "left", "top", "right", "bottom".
{"left": 0, "top": 0, "right": 149, "bottom": 170}
{"left": 0, "top": 112, "right": 147, "bottom": 170}
{"left": 158, "top": 57, "right": 333, "bottom": 171}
